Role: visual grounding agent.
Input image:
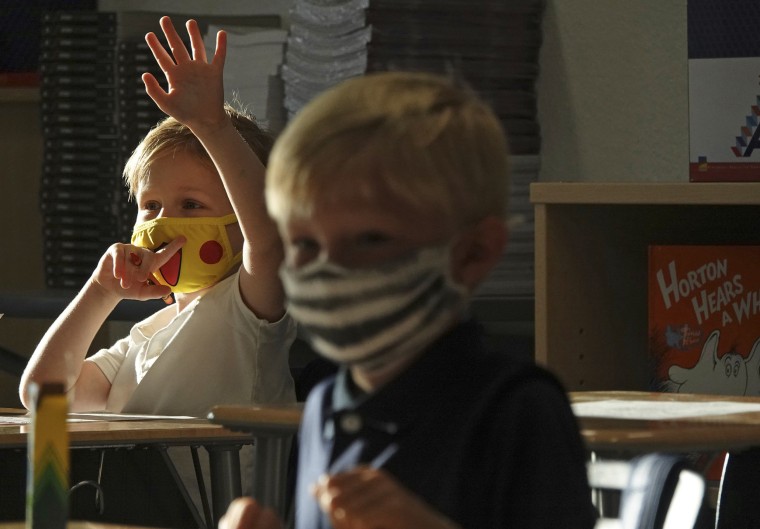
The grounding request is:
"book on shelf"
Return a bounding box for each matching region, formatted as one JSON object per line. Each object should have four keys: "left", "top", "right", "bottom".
{"left": 0, "top": 72, "right": 40, "bottom": 87}
{"left": 648, "top": 245, "right": 760, "bottom": 396}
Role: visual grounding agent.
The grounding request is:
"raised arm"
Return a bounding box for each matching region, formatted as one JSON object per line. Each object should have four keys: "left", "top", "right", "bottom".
{"left": 142, "top": 16, "right": 285, "bottom": 323}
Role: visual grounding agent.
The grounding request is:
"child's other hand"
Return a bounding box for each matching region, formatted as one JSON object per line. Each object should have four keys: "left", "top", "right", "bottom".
{"left": 142, "top": 16, "right": 227, "bottom": 132}
{"left": 218, "top": 497, "right": 283, "bottom": 529}
{"left": 92, "top": 237, "right": 185, "bottom": 301}
{"left": 311, "top": 467, "right": 461, "bottom": 529}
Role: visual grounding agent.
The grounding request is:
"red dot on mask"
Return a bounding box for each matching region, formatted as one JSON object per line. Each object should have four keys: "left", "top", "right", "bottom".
{"left": 199, "top": 240, "right": 224, "bottom": 264}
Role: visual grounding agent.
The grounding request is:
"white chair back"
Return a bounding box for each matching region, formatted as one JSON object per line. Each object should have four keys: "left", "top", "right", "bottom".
{"left": 588, "top": 453, "right": 705, "bottom": 529}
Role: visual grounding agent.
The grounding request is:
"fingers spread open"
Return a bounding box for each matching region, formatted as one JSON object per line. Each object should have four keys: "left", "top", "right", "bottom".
{"left": 159, "top": 16, "right": 191, "bottom": 64}
{"left": 213, "top": 29, "right": 228, "bottom": 68}
{"left": 144, "top": 31, "right": 176, "bottom": 74}
{"left": 186, "top": 19, "right": 208, "bottom": 63}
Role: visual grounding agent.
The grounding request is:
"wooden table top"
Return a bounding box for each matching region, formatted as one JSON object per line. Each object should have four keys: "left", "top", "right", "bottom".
{"left": 208, "top": 403, "right": 303, "bottom": 435}
{"left": 0, "top": 408, "right": 25, "bottom": 415}
{"left": 570, "top": 391, "right": 760, "bottom": 453}
{"left": 0, "top": 411, "right": 252, "bottom": 449}
{"left": 207, "top": 390, "right": 760, "bottom": 454}
{"left": 1, "top": 522, "right": 159, "bottom": 529}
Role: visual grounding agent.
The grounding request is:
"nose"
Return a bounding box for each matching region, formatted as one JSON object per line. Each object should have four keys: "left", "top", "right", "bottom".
{"left": 321, "top": 245, "right": 356, "bottom": 269}
{"left": 290, "top": 244, "right": 350, "bottom": 270}
{"left": 156, "top": 206, "right": 177, "bottom": 218}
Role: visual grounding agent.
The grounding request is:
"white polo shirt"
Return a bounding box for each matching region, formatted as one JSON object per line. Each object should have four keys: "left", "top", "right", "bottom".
{"left": 87, "top": 268, "right": 296, "bottom": 416}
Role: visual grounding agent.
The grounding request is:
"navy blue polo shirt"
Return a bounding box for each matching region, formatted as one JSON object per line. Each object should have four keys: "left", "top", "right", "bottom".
{"left": 295, "top": 320, "right": 597, "bottom": 529}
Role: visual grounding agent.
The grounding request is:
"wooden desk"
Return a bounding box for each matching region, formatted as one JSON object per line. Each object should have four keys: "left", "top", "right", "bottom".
{"left": 208, "top": 404, "right": 303, "bottom": 518}
{"left": 210, "top": 391, "right": 760, "bottom": 463}
{"left": 1, "top": 523, "right": 158, "bottom": 529}
{"left": 570, "top": 391, "right": 760, "bottom": 454}
{"left": 211, "top": 393, "right": 760, "bottom": 529}
{"left": 0, "top": 412, "right": 252, "bottom": 528}
{"left": 570, "top": 391, "right": 760, "bottom": 528}
{"left": 208, "top": 403, "right": 303, "bottom": 434}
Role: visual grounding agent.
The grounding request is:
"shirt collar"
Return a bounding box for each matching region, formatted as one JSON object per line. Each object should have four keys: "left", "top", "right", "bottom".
{"left": 327, "top": 319, "right": 486, "bottom": 433}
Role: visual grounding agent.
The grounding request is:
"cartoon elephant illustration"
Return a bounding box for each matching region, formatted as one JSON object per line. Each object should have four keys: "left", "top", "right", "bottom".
{"left": 668, "top": 330, "right": 749, "bottom": 395}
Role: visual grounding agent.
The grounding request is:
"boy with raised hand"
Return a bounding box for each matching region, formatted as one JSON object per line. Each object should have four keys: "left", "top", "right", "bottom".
{"left": 21, "top": 15, "right": 294, "bottom": 416}
{"left": 221, "top": 70, "right": 597, "bottom": 528}
{"left": 19, "top": 15, "right": 297, "bottom": 525}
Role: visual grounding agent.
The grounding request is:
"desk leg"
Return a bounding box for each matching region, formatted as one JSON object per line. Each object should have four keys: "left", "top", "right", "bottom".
{"left": 207, "top": 444, "right": 243, "bottom": 526}
{"left": 251, "top": 436, "right": 293, "bottom": 520}
{"left": 157, "top": 446, "right": 209, "bottom": 529}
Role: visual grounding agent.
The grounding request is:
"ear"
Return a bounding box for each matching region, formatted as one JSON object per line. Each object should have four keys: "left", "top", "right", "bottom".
{"left": 450, "top": 215, "right": 509, "bottom": 290}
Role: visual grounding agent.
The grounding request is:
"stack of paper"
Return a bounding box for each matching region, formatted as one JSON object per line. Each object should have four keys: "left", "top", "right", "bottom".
{"left": 205, "top": 25, "right": 288, "bottom": 131}
{"left": 38, "top": 10, "right": 121, "bottom": 289}
{"left": 277, "top": 0, "right": 545, "bottom": 296}
{"left": 365, "top": 0, "right": 545, "bottom": 297}
{"left": 281, "top": 0, "right": 371, "bottom": 119}
{"left": 475, "top": 154, "right": 540, "bottom": 298}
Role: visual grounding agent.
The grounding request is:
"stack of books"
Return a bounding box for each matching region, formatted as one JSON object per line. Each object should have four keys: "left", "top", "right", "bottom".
{"left": 205, "top": 24, "right": 288, "bottom": 133}
{"left": 39, "top": 11, "right": 120, "bottom": 289}
{"left": 116, "top": 38, "right": 167, "bottom": 242}
{"left": 475, "top": 154, "right": 541, "bottom": 298}
{"left": 366, "top": 0, "right": 546, "bottom": 297}
{"left": 366, "top": 0, "right": 545, "bottom": 156}
{"left": 281, "top": 0, "right": 371, "bottom": 119}
{"left": 277, "top": 0, "right": 545, "bottom": 297}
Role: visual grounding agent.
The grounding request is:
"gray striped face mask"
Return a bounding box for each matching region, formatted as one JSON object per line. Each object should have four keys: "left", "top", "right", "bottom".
{"left": 280, "top": 244, "right": 469, "bottom": 374}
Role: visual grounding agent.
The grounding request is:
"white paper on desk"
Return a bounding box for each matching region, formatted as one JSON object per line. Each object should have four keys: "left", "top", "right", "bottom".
{"left": 0, "top": 412, "right": 195, "bottom": 425}
{"left": 572, "top": 399, "right": 760, "bottom": 420}
{"left": 68, "top": 412, "right": 196, "bottom": 422}
{"left": 0, "top": 415, "right": 30, "bottom": 425}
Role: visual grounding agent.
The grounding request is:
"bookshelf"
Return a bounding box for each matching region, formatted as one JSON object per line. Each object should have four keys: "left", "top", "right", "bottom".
{"left": 531, "top": 182, "right": 760, "bottom": 391}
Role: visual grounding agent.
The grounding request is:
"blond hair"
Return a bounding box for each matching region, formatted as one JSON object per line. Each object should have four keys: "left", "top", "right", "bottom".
{"left": 123, "top": 104, "right": 273, "bottom": 198}
{"left": 266, "top": 71, "right": 510, "bottom": 225}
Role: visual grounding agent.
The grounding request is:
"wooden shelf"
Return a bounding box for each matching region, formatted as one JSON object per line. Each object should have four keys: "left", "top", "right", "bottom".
{"left": 531, "top": 182, "right": 760, "bottom": 391}
{"left": 531, "top": 182, "right": 760, "bottom": 205}
{"left": 0, "top": 88, "right": 39, "bottom": 103}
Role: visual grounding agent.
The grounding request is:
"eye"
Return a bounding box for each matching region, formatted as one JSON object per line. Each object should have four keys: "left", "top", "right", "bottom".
{"left": 182, "top": 200, "right": 202, "bottom": 210}
{"left": 725, "top": 362, "right": 731, "bottom": 377}
{"left": 143, "top": 200, "right": 160, "bottom": 212}
{"left": 289, "top": 237, "right": 320, "bottom": 266}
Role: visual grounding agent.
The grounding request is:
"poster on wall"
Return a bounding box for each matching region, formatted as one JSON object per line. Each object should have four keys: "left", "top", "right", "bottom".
{"left": 688, "top": 0, "right": 760, "bottom": 181}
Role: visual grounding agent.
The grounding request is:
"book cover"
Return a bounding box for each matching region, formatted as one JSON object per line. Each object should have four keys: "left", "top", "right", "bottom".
{"left": 649, "top": 245, "right": 760, "bottom": 396}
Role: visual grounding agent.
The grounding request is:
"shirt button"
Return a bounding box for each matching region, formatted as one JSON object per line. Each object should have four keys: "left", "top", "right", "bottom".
{"left": 339, "top": 413, "right": 362, "bottom": 434}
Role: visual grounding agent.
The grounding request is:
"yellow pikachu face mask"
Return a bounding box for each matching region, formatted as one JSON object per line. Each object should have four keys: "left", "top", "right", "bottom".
{"left": 131, "top": 213, "right": 242, "bottom": 294}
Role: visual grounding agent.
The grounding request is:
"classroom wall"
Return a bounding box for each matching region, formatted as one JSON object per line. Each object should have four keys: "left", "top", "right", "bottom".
{"left": 0, "top": 0, "right": 690, "bottom": 406}
{"left": 538, "top": 1, "right": 689, "bottom": 183}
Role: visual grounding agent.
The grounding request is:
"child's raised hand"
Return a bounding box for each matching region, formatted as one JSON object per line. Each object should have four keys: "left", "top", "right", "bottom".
{"left": 142, "top": 16, "right": 227, "bottom": 132}
{"left": 92, "top": 237, "right": 186, "bottom": 301}
{"left": 312, "top": 467, "right": 462, "bottom": 529}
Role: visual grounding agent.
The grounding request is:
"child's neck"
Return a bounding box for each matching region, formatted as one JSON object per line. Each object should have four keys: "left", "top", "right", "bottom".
{"left": 350, "top": 351, "right": 422, "bottom": 392}
{"left": 173, "top": 290, "right": 203, "bottom": 312}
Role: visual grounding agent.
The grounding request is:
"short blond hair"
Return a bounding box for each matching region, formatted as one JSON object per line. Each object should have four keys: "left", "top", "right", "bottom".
{"left": 266, "top": 71, "right": 510, "bottom": 225}
{"left": 123, "top": 104, "right": 274, "bottom": 198}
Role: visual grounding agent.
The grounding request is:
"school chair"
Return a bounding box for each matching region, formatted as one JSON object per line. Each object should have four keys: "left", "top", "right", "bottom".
{"left": 587, "top": 453, "right": 705, "bottom": 529}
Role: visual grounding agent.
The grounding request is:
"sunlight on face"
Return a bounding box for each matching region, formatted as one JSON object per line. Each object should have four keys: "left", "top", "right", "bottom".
{"left": 133, "top": 151, "right": 242, "bottom": 254}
